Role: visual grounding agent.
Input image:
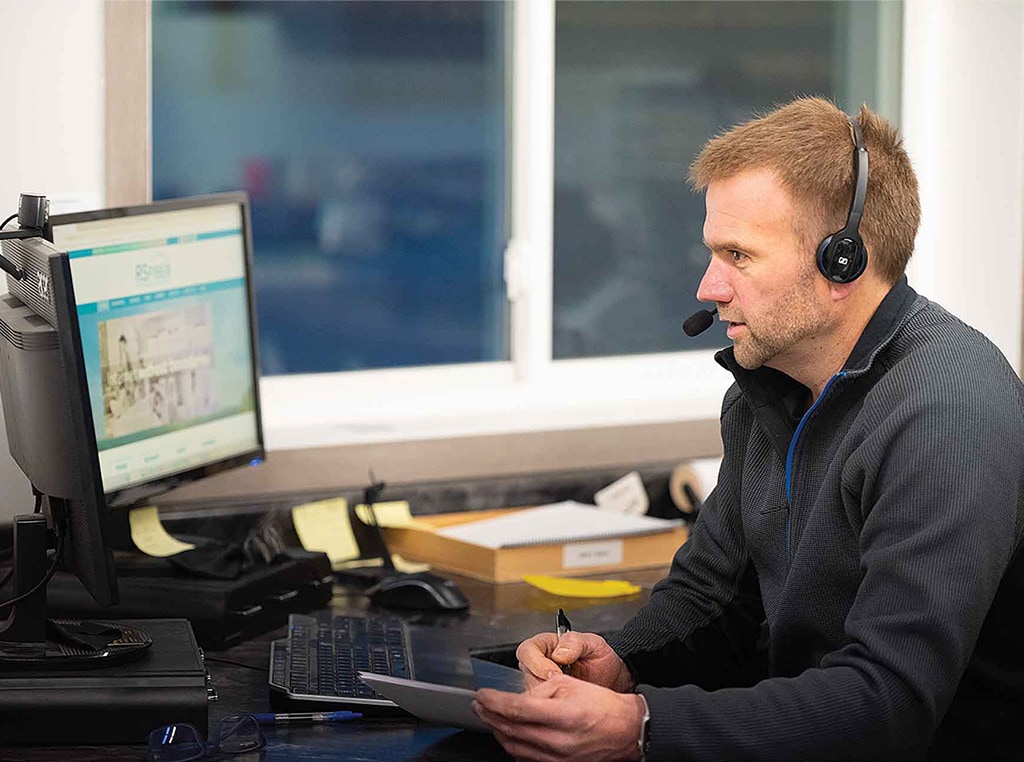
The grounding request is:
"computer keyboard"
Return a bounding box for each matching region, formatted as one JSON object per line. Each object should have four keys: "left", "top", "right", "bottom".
{"left": 269, "top": 613, "right": 414, "bottom": 712}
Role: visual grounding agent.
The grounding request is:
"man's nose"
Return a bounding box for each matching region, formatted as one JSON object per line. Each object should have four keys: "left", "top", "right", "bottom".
{"left": 696, "top": 258, "right": 732, "bottom": 305}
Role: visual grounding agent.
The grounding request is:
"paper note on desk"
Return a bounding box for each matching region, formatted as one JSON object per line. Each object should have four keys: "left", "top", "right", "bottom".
{"left": 291, "top": 497, "right": 360, "bottom": 567}
{"left": 353, "top": 500, "right": 427, "bottom": 529}
{"left": 594, "top": 470, "right": 649, "bottom": 515}
{"left": 333, "top": 554, "right": 431, "bottom": 574}
{"left": 129, "top": 506, "right": 196, "bottom": 557}
{"left": 436, "top": 500, "right": 680, "bottom": 549}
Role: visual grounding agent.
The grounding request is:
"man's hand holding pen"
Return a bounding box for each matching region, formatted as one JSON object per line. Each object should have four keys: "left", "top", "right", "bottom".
{"left": 514, "top": 619, "right": 635, "bottom": 693}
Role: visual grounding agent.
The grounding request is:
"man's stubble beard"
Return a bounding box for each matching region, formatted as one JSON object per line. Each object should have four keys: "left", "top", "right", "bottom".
{"left": 732, "top": 265, "right": 830, "bottom": 371}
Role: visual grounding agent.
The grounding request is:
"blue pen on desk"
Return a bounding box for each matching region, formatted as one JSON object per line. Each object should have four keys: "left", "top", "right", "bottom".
{"left": 555, "top": 608, "right": 572, "bottom": 674}
{"left": 253, "top": 711, "right": 362, "bottom": 725}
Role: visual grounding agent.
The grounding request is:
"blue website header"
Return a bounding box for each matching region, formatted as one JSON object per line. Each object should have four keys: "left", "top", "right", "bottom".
{"left": 68, "top": 228, "right": 242, "bottom": 259}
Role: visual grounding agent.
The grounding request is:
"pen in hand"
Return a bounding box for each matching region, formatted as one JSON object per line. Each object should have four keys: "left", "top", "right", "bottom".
{"left": 253, "top": 711, "right": 362, "bottom": 725}
{"left": 555, "top": 608, "right": 572, "bottom": 674}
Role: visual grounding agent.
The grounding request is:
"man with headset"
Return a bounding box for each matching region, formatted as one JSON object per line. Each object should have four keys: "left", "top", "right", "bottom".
{"left": 473, "top": 97, "right": 1024, "bottom": 760}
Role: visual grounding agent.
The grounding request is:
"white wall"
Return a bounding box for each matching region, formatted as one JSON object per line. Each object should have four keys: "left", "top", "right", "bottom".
{"left": 902, "top": 0, "right": 1024, "bottom": 370}
{"left": 0, "top": 0, "right": 104, "bottom": 518}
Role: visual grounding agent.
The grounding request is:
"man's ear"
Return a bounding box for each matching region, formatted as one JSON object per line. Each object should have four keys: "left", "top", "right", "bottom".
{"left": 828, "top": 280, "right": 857, "bottom": 303}
{"left": 828, "top": 264, "right": 886, "bottom": 304}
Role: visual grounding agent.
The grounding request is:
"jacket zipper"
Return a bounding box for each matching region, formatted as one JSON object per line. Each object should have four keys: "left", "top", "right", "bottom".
{"left": 784, "top": 371, "right": 847, "bottom": 555}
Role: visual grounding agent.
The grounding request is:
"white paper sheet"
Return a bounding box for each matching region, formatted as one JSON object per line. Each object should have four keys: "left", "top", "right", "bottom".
{"left": 358, "top": 672, "right": 491, "bottom": 733}
{"left": 436, "top": 500, "right": 680, "bottom": 549}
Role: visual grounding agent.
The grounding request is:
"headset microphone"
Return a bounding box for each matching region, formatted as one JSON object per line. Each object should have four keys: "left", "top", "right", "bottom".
{"left": 682, "top": 307, "right": 718, "bottom": 337}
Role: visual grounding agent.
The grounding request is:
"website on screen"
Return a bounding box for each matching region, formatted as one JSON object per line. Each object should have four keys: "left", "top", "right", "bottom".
{"left": 52, "top": 204, "right": 260, "bottom": 492}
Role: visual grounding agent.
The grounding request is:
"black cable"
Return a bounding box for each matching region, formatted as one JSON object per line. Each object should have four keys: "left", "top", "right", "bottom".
{"left": 0, "top": 214, "right": 16, "bottom": 230}
{"left": 363, "top": 469, "right": 395, "bottom": 572}
{"left": 0, "top": 490, "right": 45, "bottom": 591}
{"left": 203, "top": 654, "right": 265, "bottom": 672}
{"left": 0, "top": 508, "right": 65, "bottom": 612}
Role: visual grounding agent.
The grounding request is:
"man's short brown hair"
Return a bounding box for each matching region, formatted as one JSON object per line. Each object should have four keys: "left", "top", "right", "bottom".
{"left": 689, "top": 97, "right": 920, "bottom": 284}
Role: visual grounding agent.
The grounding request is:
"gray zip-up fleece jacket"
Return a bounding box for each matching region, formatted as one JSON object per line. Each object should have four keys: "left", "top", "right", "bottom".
{"left": 610, "top": 278, "right": 1024, "bottom": 760}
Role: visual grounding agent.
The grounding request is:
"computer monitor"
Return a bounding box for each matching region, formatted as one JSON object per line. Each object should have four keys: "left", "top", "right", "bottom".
{"left": 0, "top": 192, "right": 263, "bottom": 666}
{"left": 45, "top": 192, "right": 264, "bottom": 510}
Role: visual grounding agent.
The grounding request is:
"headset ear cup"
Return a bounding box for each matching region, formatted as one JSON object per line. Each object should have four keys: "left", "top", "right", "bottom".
{"left": 816, "top": 235, "right": 834, "bottom": 279}
{"left": 818, "top": 236, "right": 867, "bottom": 283}
{"left": 843, "top": 240, "right": 867, "bottom": 282}
{"left": 852, "top": 243, "right": 868, "bottom": 281}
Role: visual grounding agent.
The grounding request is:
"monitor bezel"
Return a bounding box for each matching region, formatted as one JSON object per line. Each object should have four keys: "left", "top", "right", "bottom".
{"left": 50, "top": 249, "right": 120, "bottom": 603}
{"left": 43, "top": 191, "right": 266, "bottom": 509}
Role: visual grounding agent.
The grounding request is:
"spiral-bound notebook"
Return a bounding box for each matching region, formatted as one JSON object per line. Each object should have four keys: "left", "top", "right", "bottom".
{"left": 435, "top": 501, "right": 681, "bottom": 549}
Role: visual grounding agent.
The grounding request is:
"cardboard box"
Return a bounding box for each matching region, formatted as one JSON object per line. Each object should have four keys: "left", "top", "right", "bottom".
{"left": 383, "top": 508, "right": 689, "bottom": 584}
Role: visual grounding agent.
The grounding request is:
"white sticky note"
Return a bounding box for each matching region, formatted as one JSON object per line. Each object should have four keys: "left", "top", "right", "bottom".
{"left": 291, "top": 497, "right": 360, "bottom": 568}
{"left": 129, "top": 506, "right": 196, "bottom": 557}
{"left": 594, "top": 471, "right": 649, "bottom": 516}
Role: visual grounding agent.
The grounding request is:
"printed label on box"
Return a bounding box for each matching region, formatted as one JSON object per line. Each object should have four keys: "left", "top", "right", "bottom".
{"left": 562, "top": 540, "right": 624, "bottom": 569}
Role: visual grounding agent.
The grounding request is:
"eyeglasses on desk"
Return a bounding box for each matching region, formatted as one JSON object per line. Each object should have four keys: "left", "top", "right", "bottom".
{"left": 146, "top": 714, "right": 266, "bottom": 761}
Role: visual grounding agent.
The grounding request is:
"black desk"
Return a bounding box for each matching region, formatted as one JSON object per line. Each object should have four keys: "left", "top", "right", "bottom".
{"left": 0, "top": 569, "right": 664, "bottom": 761}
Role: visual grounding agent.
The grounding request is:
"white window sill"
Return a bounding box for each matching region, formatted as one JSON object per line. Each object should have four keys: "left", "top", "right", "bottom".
{"left": 259, "top": 349, "right": 733, "bottom": 449}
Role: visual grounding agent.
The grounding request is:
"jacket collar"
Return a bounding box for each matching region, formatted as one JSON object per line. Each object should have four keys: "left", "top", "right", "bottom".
{"left": 712, "top": 276, "right": 918, "bottom": 457}
{"left": 840, "top": 275, "right": 917, "bottom": 373}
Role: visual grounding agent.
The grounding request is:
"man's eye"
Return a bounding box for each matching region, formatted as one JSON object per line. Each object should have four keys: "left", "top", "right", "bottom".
{"left": 729, "top": 250, "right": 747, "bottom": 263}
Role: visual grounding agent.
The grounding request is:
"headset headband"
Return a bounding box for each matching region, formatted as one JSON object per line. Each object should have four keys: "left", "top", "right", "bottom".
{"left": 844, "top": 116, "right": 868, "bottom": 235}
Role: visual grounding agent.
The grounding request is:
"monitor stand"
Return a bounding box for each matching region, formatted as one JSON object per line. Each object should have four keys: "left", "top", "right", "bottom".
{"left": 0, "top": 513, "right": 151, "bottom": 670}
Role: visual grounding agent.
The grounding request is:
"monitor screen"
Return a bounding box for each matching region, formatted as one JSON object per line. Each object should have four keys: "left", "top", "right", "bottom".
{"left": 47, "top": 194, "right": 263, "bottom": 503}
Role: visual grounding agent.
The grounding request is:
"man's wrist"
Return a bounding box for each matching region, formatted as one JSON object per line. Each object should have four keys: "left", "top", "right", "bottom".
{"left": 635, "top": 692, "right": 652, "bottom": 762}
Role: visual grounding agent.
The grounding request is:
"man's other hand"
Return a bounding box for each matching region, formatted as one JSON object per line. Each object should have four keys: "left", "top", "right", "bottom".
{"left": 474, "top": 675, "right": 645, "bottom": 762}
{"left": 515, "top": 632, "right": 634, "bottom": 692}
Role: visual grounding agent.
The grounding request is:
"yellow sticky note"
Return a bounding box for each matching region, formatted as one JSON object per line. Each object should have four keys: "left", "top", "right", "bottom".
{"left": 393, "top": 554, "right": 431, "bottom": 574}
{"left": 522, "top": 575, "right": 641, "bottom": 598}
{"left": 129, "top": 506, "right": 196, "bottom": 558}
{"left": 333, "top": 554, "right": 431, "bottom": 574}
{"left": 291, "top": 497, "right": 360, "bottom": 568}
{"left": 334, "top": 557, "right": 386, "bottom": 571}
{"left": 353, "top": 500, "right": 426, "bottom": 529}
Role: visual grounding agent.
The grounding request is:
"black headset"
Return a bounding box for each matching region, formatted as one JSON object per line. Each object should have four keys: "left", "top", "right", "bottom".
{"left": 816, "top": 115, "right": 869, "bottom": 283}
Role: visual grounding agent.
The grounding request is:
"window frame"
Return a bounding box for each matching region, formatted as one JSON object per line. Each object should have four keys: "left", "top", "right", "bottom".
{"left": 117, "top": 0, "right": 740, "bottom": 452}
{"left": 108, "top": 1, "right": 1024, "bottom": 467}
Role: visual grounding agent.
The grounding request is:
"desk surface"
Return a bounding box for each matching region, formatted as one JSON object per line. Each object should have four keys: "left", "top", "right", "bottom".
{"left": 0, "top": 568, "right": 665, "bottom": 761}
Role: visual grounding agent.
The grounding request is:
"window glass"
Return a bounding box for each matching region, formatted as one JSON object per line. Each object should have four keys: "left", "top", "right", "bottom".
{"left": 152, "top": 1, "right": 508, "bottom": 374}
{"left": 553, "top": 1, "right": 901, "bottom": 358}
